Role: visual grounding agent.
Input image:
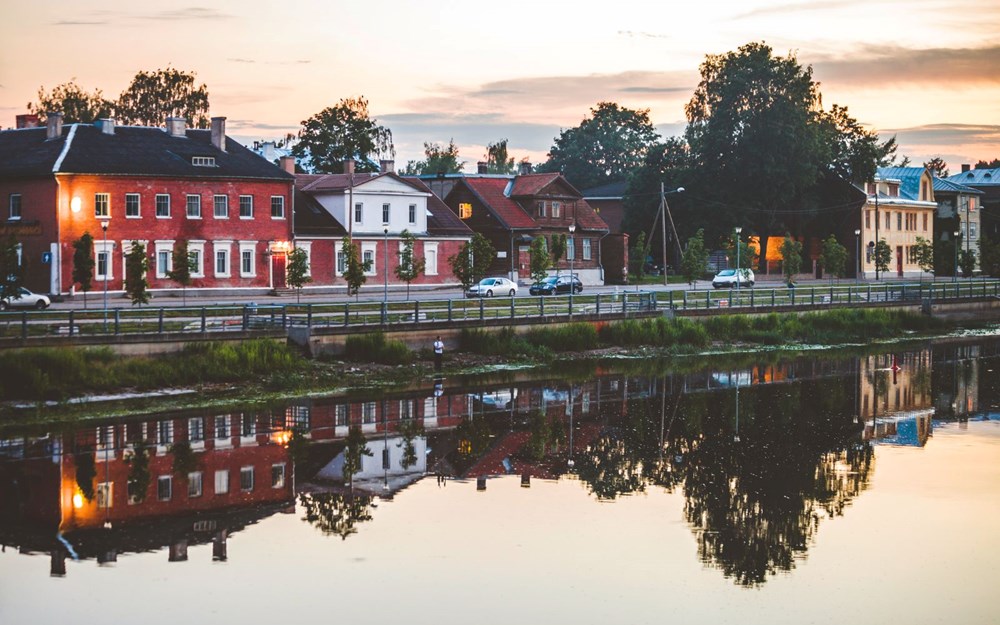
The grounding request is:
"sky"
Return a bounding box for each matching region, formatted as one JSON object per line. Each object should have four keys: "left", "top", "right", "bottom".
{"left": 2, "top": 0, "right": 999, "bottom": 174}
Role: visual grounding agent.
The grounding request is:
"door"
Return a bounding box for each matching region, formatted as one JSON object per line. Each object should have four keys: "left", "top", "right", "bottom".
{"left": 272, "top": 254, "right": 287, "bottom": 289}
{"left": 896, "top": 246, "right": 903, "bottom": 277}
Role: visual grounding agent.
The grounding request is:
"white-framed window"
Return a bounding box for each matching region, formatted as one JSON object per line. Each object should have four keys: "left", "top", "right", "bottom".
{"left": 362, "top": 243, "right": 376, "bottom": 276}
{"left": 400, "top": 399, "right": 415, "bottom": 419}
{"left": 552, "top": 201, "right": 561, "bottom": 218}
{"left": 95, "top": 193, "right": 110, "bottom": 218}
{"left": 239, "top": 241, "right": 257, "bottom": 278}
{"left": 188, "top": 241, "right": 205, "bottom": 278}
{"left": 409, "top": 203, "right": 417, "bottom": 224}
{"left": 270, "top": 196, "right": 285, "bottom": 219}
{"left": 97, "top": 482, "right": 113, "bottom": 509}
{"left": 240, "top": 466, "right": 254, "bottom": 492}
{"left": 335, "top": 404, "right": 348, "bottom": 427}
{"left": 583, "top": 238, "right": 592, "bottom": 260}
{"left": 157, "top": 475, "right": 173, "bottom": 501}
{"left": 192, "top": 156, "right": 216, "bottom": 167}
{"left": 271, "top": 464, "right": 286, "bottom": 488}
{"left": 239, "top": 195, "right": 253, "bottom": 219}
{"left": 354, "top": 202, "right": 364, "bottom": 223}
{"left": 214, "top": 195, "right": 229, "bottom": 219}
{"left": 95, "top": 240, "right": 116, "bottom": 281}
{"left": 214, "top": 242, "right": 232, "bottom": 278}
{"left": 537, "top": 201, "right": 546, "bottom": 218}
{"left": 214, "top": 415, "right": 230, "bottom": 440}
{"left": 188, "top": 471, "right": 203, "bottom": 498}
{"left": 155, "top": 194, "right": 170, "bottom": 218}
{"left": 241, "top": 414, "right": 257, "bottom": 438}
{"left": 214, "top": 470, "right": 229, "bottom": 495}
{"left": 970, "top": 222, "right": 978, "bottom": 240}
{"left": 125, "top": 193, "right": 140, "bottom": 218}
{"left": 8, "top": 194, "right": 21, "bottom": 220}
{"left": 154, "top": 241, "right": 174, "bottom": 279}
{"left": 157, "top": 420, "right": 174, "bottom": 448}
{"left": 188, "top": 417, "right": 205, "bottom": 444}
{"left": 567, "top": 236, "right": 575, "bottom": 260}
{"left": 424, "top": 242, "right": 438, "bottom": 276}
{"left": 127, "top": 478, "right": 144, "bottom": 504}
{"left": 362, "top": 402, "right": 377, "bottom": 423}
{"left": 292, "top": 241, "right": 310, "bottom": 277}
{"left": 186, "top": 194, "right": 201, "bottom": 218}
{"left": 382, "top": 203, "right": 390, "bottom": 224}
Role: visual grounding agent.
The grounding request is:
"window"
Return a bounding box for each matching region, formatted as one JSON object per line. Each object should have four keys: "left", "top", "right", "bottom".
{"left": 552, "top": 201, "right": 561, "bottom": 218}
{"left": 271, "top": 464, "right": 285, "bottom": 488}
{"left": 95, "top": 193, "right": 110, "bottom": 218}
{"left": 97, "top": 251, "right": 110, "bottom": 280}
{"left": 241, "top": 249, "right": 254, "bottom": 276}
{"left": 189, "top": 244, "right": 204, "bottom": 278}
{"left": 188, "top": 417, "right": 205, "bottom": 443}
{"left": 8, "top": 194, "right": 21, "bottom": 220}
{"left": 336, "top": 249, "right": 346, "bottom": 275}
{"left": 354, "top": 202, "right": 364, "bottom": 223}
{"left": 897, "top": 212, "right": 902, "bottom": 230}
{"left": 424, "top": 243, "right": 438, "bottom": 276}
{"left": 362, "top": 402, "right": 376, "bottom": 423}
{"left": 125, "top": 193, "right": 140, "bottom": 218}
{"left": 241, "top": 414, "right": 257, "bottom": 438}
{"left": 127, "top": 479, "right": 144, "bottom": 504}
{"left": 885, "top": 212, "right": 890, "bottom": 230}
{"left": 458, "top": 203, "right": 472, "bottom": 219}
{"left": 382, "top": 203, "right": 390, "bottom": 224}
{"left": 285, "top": 405, "right": 310, "bottom": 431}
{"left": 188, "top": 472, "right": 203, "bottom": 498}
{"left": 215, "top": 415, "right": 230, "bottom": 440}
{"left": 270, "top": 196, "right": 285, "bottom": 219}
{"left": 537, "top": 201, "right": 547, "bottom": 218}
{"left": 865, "top": 210, "right": 871, "bottom": 229}
{"left": 400, "top": 399, "right": 414, "bottom": 420}
{"left": 409, "top": 204, "right": 417, "bottom": 224}
{"left": 157, "top": 420, "right": 174, "bottom": 447}
{"left": 970, "top": 222, "right": 978, "bottom": 239}
{"left": 214, "top": 470, "right": 229, "bottom": 495}
{"left": 96, "top": 482, "right": 113, "bottom": 509}
{"left": 156, "top": 194, "right": 170, "bottom": 218}
{"left": 214, "top": 195, "right": 229, "bottom": 218}
{"left": 157, "top": 250, "right": 171, "bottom": 278}
{"left": 239, "top": 195, "right": 253, "bottom": 219}
{"left": 583, "top": 238, "right": 592, "bottom": 260}
{"left": 567, "top": 237, "right": 575, "bottom": 260}
{"left": 192, "top": 156, "right": 216, "bottom": 167}
{"left": 240, "top": 466, "right": 254, "bottom": 491}
{"left": 363, "top": 249, "right": 375, "bottom": 275}
{"left": 923, "top": 213, "right": 928, "bottom": 231}
{"left": 158, "top": 476, "right": 173, "bottom": 501}
{"left": 215, "top": 244, "right": 231, "bottom": 277}
{"left": 335, "top": 404, "right": 348, "bottom": 427}
{"left": 186, "top": 195, "right": 201, "bottom": 218}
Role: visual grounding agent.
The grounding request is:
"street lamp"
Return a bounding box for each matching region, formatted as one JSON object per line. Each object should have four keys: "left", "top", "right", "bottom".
{"left": 568, "top": 222, "right": 576, "bottom": 318}
{"left": 101, "top": 221, "right": 109, "bottom": 332}
{"left": 660, "top": 186, "right": 685, "bottom": 287}
{"left": 854, "top": 229, "right": 861, "bottom": 280}
{"left": 383, "top": 227, "right": 389, "bottom": 323}
{"left": 734, "top": 226, "right": 742, "bottom": 302}
{"left": 954, "top": 230, "right": 961, "bottom": 282}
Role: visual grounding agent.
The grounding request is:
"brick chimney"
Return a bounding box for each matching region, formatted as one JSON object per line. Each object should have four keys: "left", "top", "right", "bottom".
{"left": 211, "top": 116, "right": 226, "bottom": 152}
{"left": 166, "top": 117, "right": 187, "bottom": 138}
{"left": 279, "top": 156, "right": 296, "bottom": 174}
{"left": 16, "top": 114, "right": 39, "bottom": 129}
{"left": 344, "top": 159, "right": 355, "bottom": 175}
{"left": 95, "top": 118, "right": 115, "bottom": 135}
{"left": 962, "top": 164, "right": 971, "bottom": 172}
{"left": 477, "top": 161, "right": 488, "bottom": 174}
{"left": 46, "top": 112, "right": 63, "bottom": 140}
{"left": 518, "top": 161, "right": 532, "bottom": 175}
{"left": 379, "top": 159, "right": 395, "bottom": 174}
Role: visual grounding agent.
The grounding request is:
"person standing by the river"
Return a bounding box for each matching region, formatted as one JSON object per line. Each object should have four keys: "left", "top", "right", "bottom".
{"left": 433, "top": 336, "right": 444, "bottom": 372}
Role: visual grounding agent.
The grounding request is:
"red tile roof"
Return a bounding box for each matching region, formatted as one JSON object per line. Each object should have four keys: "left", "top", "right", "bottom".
{"left": 462, "top": 178, "right": 537, "bottom": 229}
{"left": 403, "top": 177, "right": 473, "bottom": 236}
{"left": 510, "top": 173, "right": 562, "bottom": 197}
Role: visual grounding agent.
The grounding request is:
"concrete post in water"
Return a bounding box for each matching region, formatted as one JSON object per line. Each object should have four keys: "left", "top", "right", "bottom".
{"left": 477, "top": 476, "right": 487, "bottom": 491}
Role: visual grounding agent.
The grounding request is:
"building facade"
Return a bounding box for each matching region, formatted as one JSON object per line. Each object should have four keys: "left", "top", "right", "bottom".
{"left": 860, "top": 167, "right": 937, "bottom": 279}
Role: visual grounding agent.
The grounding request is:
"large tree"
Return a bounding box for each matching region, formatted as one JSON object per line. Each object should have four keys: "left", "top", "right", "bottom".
{"left": 27, "top": 81, "right": 113, "bottom": 123}
{"left": 537, "top": 101, "right": 660, "bottom": 190}
{"left": 293, "top": 97, "right": 394, "bottom": 174}
{"left": 115, "top": 68, "right": 210, "bottom": 128}
{"left": 621, "top": 137, "right": 693, "bottom": 263}
{"left": 485, "top": 139, "right": 516, "bottom": 174}
{"left": 975, "top": 159, "right": 1000, "bottom": 169}
{"left": 401, "top": 139, "right": 464, "bottom": 175}
{"left": 819, "top": 104, "right": 897, "bottom": 184}
{"left": 124, "top": 241, "right": 150, "bottom": 306}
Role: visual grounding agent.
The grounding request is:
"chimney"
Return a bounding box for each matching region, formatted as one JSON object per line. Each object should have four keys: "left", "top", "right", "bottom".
{"left": 16, "top": 114, "right": 39, "bottom": 129}
{"left": 379, "top": 159, "right": 395, "bottom": 174}
{"left": 211, "top": 116, "right": 226, "bottom": 152}
{"left": 518, "top": 161, "right": 532, "bottom": 176}
{"left": 166, "top": 117, "right": 187, "bottom": 138}
{"left": 279, "top": 156, "right": 296, "bottom": 175}
{"left": 95, "top": 118, "right": 115, "bottom": 135}
{"left": 477, "top": 161, "right": 488, "bottom": 174}
{"left": 343, "top": 159, "right": 355, "bottom": 175}
{"left": 46, "top": 112, "right": 63, "bottom": 140}
{"left": 962, "top": 164, "right": 971, "bottom": 172}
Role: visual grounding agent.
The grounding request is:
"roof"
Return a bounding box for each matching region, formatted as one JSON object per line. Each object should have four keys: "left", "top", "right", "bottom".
{"left": 932, "top": 177, "right": 984, "bottom": 195}
{"left": 460, "top": 177, "right": 538, "bottom": 229}
{"left": 510, "top": 173, "right": 563, "bottom": 197}
{"left": 876, "top": 167, "right": 927, "bottom": 201}
{"left": 298, "top": 172, "right": 385, "bottom": 192}
{"left": 0, "top": 123, "right": 293, "bottom": 180}
{"left": 456, "top": 175, "right": 609, "bottom": 232}
{"left": 580, "top": 180, "right": 627, "bottom": 198}
{"left": 293, "top": 188, "right": 347, "bottom": 237}
{"left": 946, "top": 168, "right": 1000, "bottom": 186}
{"left": 402, "top": 177, "right": 473, "bottom": 236}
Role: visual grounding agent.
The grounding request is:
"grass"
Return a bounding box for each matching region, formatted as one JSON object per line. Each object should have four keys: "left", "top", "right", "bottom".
{"left": 702, "top": 308, "right": 946, "bottom": 344}
{"left": 343, "top": 332, "right": 413, "bottom": 365}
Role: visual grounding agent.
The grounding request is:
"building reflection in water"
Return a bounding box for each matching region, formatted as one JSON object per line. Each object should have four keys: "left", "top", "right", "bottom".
{"left": 0, "top": 341, "right": 993, "bottom": 585}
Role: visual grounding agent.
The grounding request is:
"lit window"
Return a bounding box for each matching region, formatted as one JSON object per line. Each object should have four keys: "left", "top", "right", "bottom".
{"left": 125, "top": 193, "right": 140, "bottom": 218}
{"left": 96, "top": 482, "right": 113, "bottom": 509}
{"left": 458, "top": 203, "right": 472, "bottom": 219}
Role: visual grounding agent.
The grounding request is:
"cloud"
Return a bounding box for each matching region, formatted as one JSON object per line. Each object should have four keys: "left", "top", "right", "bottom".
{"left": 813, "top": 44, "right": 1000, "bottom": 87}
{"left": 878, "top": 123, "right": 1000, "bottom": 170}
{"left": 53, "top": 19, "right": 111, "bottom": 26}
{"left": 731, "top": 0, "right": 869, "bottom": 20}
{"left": 227, "top": 58, "right": 311, "bottom": 65}
{"left": 52, "top": 7, "right": 234, "bottom": 26}
{"left": 617, "top": 30, "right": 672, "bottom": 40}
{"left": 141, "top": 7, "right": 234, "bottom": 21}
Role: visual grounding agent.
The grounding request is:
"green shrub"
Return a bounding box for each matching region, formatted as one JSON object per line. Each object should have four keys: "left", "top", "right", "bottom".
{"left": 526, "top": 323, "right": 599, "bottom": 352}
{"left": 343, "top": 332, "right": 413, "bottom": 365}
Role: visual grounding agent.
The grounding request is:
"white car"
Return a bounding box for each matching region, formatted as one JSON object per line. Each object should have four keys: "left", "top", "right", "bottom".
{"left": 1, "top": 287, "right": 51, "bottom": 310}
{"left": 712, "top": 268, "right": 754, "bottom": 289}
{"left": 466, "top": 277, "right": 518, "bottom": 298}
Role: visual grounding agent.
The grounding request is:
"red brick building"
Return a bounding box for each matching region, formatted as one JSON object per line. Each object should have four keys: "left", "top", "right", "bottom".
{"left": 0, "top": 114, "right": 294, "bottom": 297}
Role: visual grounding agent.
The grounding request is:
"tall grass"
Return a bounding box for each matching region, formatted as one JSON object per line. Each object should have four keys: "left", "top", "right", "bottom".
{"left": 703, "top": 309, "right": 946, "bottom": 344}
{"left": 599, "top": 317, "right": 709, "bottom": 348}
{"left": 343, "top": 332, "right": 413, "bottom": 365}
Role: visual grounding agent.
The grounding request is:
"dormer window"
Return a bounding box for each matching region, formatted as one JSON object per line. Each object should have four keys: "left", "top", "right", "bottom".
{"left": 192, "top": 156, "right": 216, "bottom": 167}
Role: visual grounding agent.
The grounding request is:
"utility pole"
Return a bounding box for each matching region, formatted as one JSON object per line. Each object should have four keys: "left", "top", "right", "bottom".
{"left": 874, "top": 182, "right": 880, "bottom": 281}
{"left": 660, "top": 183, "right": 685, "bottom": 287}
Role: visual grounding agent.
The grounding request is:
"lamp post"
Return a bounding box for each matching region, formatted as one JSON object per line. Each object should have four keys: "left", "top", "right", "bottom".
{"left": 855, "top": 229, "right": 861, "bottom": 281}
{"left": 383, "top": 227, "right": 389, "bottom": 324}
{"left": 568, "top": 222, "right": 576, "bottom": 317}
{"left": 954, "top": 230, "right": 961, "bottom": 281}
{"left": 734, "top": 226, "right": 742, "bottom": 302}
{"left": 659, "top": 185, "right": 685, "bottom": 287}
{"left": 101, "top": 220, "right": 109, "bottom": 332}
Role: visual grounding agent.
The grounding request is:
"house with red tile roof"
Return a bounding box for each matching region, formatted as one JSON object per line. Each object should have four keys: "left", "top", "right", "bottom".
{"left": 441, "top": 172, "right": 613, "bottom": 285}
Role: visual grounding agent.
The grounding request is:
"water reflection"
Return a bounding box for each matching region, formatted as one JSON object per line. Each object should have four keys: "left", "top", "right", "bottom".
{"left": 1, "top": 340, "right": 996, "bottom": 587}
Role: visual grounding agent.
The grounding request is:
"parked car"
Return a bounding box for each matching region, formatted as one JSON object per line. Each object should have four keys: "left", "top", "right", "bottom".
{"left": 712, "top": 268, "right": 754, "bottom": 289}
{"left": 466, "top": 277, "right": 518, "bottom": 298}
{"left": 0, "top": 287, "right": 51, "bottom": 310}
{"left": 529, "top": 275, "right": 583, "bottom": 296}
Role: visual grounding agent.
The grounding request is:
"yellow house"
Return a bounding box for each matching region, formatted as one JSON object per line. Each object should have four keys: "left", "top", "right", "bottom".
{"left": 861, "top": 167, "right": 936, "bottom": 279}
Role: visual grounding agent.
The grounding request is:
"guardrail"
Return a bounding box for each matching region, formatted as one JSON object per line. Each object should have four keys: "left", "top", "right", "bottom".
{"left": 1, "top": 280, "right": 996, "bottom": 343}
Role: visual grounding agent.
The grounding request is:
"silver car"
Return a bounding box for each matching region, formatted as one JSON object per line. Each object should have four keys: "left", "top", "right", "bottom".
{"left": 466, "top": 277, "right": 518, "bottom": 298}
{"left": 1, "top": 287, "right": 51, "bottom": 310}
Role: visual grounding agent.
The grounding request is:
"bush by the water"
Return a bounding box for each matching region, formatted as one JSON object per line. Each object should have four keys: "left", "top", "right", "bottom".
{"left": 702, "top": 309, "right": 945, "bottom": 344}
{"left": 598, "top": 317, "right": 709, "bottom": 348}
{"left": 343, "top": 332, "right": 413, "bottom": 365}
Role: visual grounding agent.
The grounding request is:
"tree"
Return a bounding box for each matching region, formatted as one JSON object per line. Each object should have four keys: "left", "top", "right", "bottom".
{"left": 168, "top": 441, "right": 198, "bottom": 479}
{"left": 923, "top": 157, "right": 949, "bottom": 178}
{"left": 401, "top": 139, "right": 464, "bottom": 175}
{"left": 681, "top": 229, "right": 710, "bottom": 286}
{"left": 873, "top": 240, "right": 892, "bottom": 278}
{"left": 537, "top": 101, "right": 660, "bottom": 190}
{"left": 286, "top": 247, "right": 312, "bottom": 303}
{"left": 341, "top": 236, "right": 371, "bottom": 299}
{"left": 819, "top": 104, "right": 897, "bottom": 184}
{"left": 550, "top": 234, "right": 567, "bottom": 276}
{"left": 27, "top": 80, "right": 113, "bottom": 123}
{"left": 628, "top": 231, "right": 650, "bottom": 279}
{"left": 342, "top": 425, "right": 373, "bottom": 488}
{"left": 75, "top": 452, "right": 96, "bottom": 502}
{"left": 959, "top": 249, "right": 977, "bottom": 278}
{"left": 293, "top": 97, "right": 394, "bottom": 174}
{"left": 818, "top": 235, "right": 848, "bottom": 281}
{"left": 779, "top": 236, "right": 803, "bottom": 285}
{"left": 0, "top": 235, "right": 24, "bottom": 304}
{"left": 394, "top": 230, "right": 425, "bottom": 299}
{"left": 449, "top": 233, "right": 495, "bottom": 290}
{"left": 167, "top": 240, "right": 195, "bottom": 305}
{"left": 975, "top": 159, "right": 1000, "bottom": 169}
{"left": 115, "top": 68, "right": 210, "bottom": 128}
{"left": 621, "top": 138, "right": 692, "bottom": 252}
{"left": 528, "top": 236, "right": 551, "bottom": 284}
{"left": 72, "top": 233, "right": 95, "bottom": 308}
{"left": 980, "top": 235, "right": 1000, "bottom": 277}
{"left": 727, "top": 232, "right": 759, "bottom": 274}
{"left": 124, "top": 441, "right": 151, "bottom": 504}
{"left": 486, "top": 139, "right": 516, "bottom": 174}
{"left": 124, "top": 241, "right": 150, "bottom": 306}
{"left": 912, "top": 236, "right": 935, "bottom": 276}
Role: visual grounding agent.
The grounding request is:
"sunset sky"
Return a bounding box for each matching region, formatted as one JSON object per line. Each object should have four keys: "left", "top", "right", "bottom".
{"left": 2, "top": 0, "right": 998, "bottom": 173}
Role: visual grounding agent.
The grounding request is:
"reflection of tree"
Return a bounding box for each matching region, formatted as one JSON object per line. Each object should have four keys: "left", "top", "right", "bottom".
{"left": 397, "top": 420, "right": 425, "bottom": 469}
{"left": 343, "top": 426, "right": 372, "bottom": 487}
{"left": 525, "top": 411, "right": 565, "bottom": 461}
{"left": 456, "top": 416, "right": 492, "bottom": 459}
{"left": 299, "top": 492, "right": 374, "bottom": 540}
{"left": 124, "top": 441, "right": 151, "bottom": 503}
{"left": 75, "top": 452, "right": 96, "bottom": 501}
{"left": 575, "top": 433, "right": 645, "bottom": 500}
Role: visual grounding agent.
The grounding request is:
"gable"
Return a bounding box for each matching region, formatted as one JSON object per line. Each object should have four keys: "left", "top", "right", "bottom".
{"left": 354, "top": 175, "right": 428, "bottom": 197}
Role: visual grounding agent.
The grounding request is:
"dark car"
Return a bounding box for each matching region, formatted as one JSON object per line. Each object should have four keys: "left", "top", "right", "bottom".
{"left": 529, "top": 275, "right": 583, "bottom": 296}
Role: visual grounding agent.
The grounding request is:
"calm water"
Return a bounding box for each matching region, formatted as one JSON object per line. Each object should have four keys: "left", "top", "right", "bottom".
{"left": 2, "top": 342, "right": 999, "bottom": 625}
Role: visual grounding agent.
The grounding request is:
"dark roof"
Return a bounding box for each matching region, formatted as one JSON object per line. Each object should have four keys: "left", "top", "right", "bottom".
{"left": 403, "top": 177, "right": 473, "bottom": 236}
{"left": 298, "top": 171, "right": 419, "bottom": 192}
{"left": 293, "top": 188, "right": 347, "bottom": 237}
{"left": 581, "top": 180, "right": 627, "bottom": 198}
{"left": 0, "top": 123, "right": 293, "bottom": 181}
{"left": 932, "top": 177, "right": 983, "bottom": 195}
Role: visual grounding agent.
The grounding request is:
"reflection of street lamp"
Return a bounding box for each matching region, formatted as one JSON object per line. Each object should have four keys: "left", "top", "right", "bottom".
{"left": 954, "top": 230, "right": 961, "bottom": 281}
{"left": 101, "top": 221, "right": 109, "bottom": 332}
{"left": 855, "top": 229, "right": 861, "bottom": 280}
{"left": 734, "top": 226, "right": 742, "bottom": 302}
{"left": 568, "top": 222, "right": 576, "bottom": 318}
